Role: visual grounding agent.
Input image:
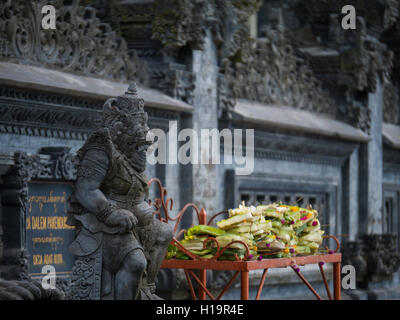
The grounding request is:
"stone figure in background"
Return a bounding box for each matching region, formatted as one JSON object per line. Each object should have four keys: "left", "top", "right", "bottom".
{"left": 67, "top": 83, "right": 173, "bottom": 300}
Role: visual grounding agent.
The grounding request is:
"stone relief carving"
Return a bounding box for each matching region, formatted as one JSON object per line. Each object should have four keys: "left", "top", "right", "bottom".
{"left": 343, "top": 234, "right": 400, "bottom": 284}
{"left": 219, "top": 22, "right": 337, "bottom": 118}
{"left": 150, "top": 68, "right": 196, "bottom": 105}
{"left": 295, "top": 1, "right": 399, "bottom": 130}
{"left": 152, "top": 0, "right": 207, "bottom": 50}
{"left": 0, "top": 0, "right": 148, "bottom": 84}
{"left": 14, "top": 149, "right": 77, "bottom": 183}
{"left": 383, "top": 81, "right": 399, "bottom": 125}
{"left": 338, "top": 93, "right": 372, "bottom": 134}
{"left": 362, "top": 234, "right": 400, "bottom": 282}
{"left": 328, "top": 15, "right": 394, "bottom": 94}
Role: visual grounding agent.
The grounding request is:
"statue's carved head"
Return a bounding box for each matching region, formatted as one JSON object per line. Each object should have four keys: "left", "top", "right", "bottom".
{"left": 101, "top": 83, "right": 151, "bottom": 173}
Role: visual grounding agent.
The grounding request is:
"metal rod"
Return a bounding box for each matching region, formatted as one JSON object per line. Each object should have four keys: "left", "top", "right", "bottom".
{"left": 333, "top": 262, "right": 341, "bottom": 300}
{"left": 241, "top": 271, "right": 249, "bottom": 300}
{"left": 199, "top": 269, "right": 207, "bottom": 300}
{"left": 184, "top": 270, "right": 197, "bottom": 300}
{"left": 216, "top": 271, "right": 240, "bottom": 300}
{"left": 291, "top": 266, "right": 323, "bottom": 300}
{"left": 319, "top": 264, "right": 332, "bottom": 300}
{"left": 188, "top": 270, "right": 216, "bottom": 300}
{"left": 255, "top": 269, "right": 268, "bottom": 300}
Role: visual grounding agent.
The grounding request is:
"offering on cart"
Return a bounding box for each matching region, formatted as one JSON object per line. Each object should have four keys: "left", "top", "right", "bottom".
{"left": 168, "top": 202, "right": 325, "bottom": 261}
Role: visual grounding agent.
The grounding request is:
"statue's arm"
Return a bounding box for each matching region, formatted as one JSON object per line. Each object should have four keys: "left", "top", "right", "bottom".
{"left": 75, "top": 149, "right": 137, "bottom": 232}
{"left": 74, "top": 149, "right": 113, "bottom": 221}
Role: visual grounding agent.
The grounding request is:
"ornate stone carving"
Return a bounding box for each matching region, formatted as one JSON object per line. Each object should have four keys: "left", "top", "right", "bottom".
{"left": 0, "top": 0, "right": 148, "bottom": 84}
{"left": 152, "top": 0, "right": 207, "bottom": 50}
{"left": 344, "top": 234, "right": 400, "bottom": 284}
{"left": 330, "top": 16, "right": 394, "bottom": 93}
{"left": 275, "top": 1, "right": 399, "bottom": 131}
{"left": 69, "top": 249, "right": 102, "bottom": 300}
{"left": 14, "top": 149, "right": 77, "bottom": 183}
{"left": 338, "top": 94, "right": 372, "bottom": 134}
{"left": 362, "top": 234, "right": 400, "bottom": 282}
{"left": 307, "top": 0, "right": 400, "bottom": 32}
{"left": 383, "top": 81, "right": 399, "bottom": 125}
{"left": 17, "top": 250, "right": 30, "bottom": 281}
{"left": 219, "top": 22, "right": 337, "bottom": 118}
{"left": 150, "top": 68, "right": 196, "bottom": 105}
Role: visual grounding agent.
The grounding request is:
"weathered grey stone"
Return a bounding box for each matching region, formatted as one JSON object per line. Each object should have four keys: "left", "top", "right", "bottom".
{"left": 383, "top": 123, "right": 400, "bottom": 149}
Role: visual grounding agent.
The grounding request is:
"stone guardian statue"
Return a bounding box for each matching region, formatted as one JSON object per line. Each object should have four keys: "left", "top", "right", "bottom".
{"left": 67, "top": 84, "right": 173, "bottom": 300}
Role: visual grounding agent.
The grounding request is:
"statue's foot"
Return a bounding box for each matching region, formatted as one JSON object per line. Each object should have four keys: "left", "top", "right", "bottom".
{"left": 139, "top": 285, "right": 164, "bottom": 300}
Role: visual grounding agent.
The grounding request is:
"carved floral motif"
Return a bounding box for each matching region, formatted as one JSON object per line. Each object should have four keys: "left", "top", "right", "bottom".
{"left": 0, "top": 0, "right": 148, "bottom": 84}
{"left": 14, "top": 150, "right": 77, "bottom": 182}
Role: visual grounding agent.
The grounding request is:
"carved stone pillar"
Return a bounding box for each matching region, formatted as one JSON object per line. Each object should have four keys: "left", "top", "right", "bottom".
{"left": 191, "top": 29, "right": 220, "bottom": 214}
{"left": 359, "top": 81, "right": 384, "bottom": 235}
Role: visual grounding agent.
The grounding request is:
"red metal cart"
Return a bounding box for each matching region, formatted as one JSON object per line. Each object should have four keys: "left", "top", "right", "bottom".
{"left": 149, "top": 178, "right": 342, "bottom": 300}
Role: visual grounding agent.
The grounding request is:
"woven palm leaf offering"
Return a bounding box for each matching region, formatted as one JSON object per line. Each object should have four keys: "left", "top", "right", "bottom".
{"left": 167, "top": 202, "right": 325, "bottom": 261}
{"left": 256, "top": 203, "right": 324, "bottom": 259}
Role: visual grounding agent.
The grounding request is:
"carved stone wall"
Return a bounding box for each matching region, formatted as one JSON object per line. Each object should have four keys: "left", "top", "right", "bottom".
{"left": 0, "top": 0, "right": 148, "bottom": 84}
{"left": 219, "top": 24, "right": 337, "bottom": 118}
{"left": 285, "top": 0, "right": 400, "bottom": 129}
{"left": 0, "top": 85, "right": 180, "bottom": 150}
{"left": 83, "top": 0, "right": 400, "bottom": 130}
{"left": 83, "top": 0, "right": 199, "bottom": 104}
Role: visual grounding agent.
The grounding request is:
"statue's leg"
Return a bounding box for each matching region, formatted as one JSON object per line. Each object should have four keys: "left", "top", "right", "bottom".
{"left": 115, "top": 249, "right": 147, "bottom": 300}
{"left": 145, "top": 220, "right": 174, "bottom": 288}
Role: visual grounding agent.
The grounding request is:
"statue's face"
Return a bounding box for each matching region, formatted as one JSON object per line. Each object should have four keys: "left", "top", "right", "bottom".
{"left": 116, "top": 112, "right": 150, "bottom": 173}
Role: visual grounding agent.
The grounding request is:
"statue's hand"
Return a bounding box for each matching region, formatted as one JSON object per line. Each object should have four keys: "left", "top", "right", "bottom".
{"left": 105, "top": 209, "right": 138, "bottom": 234}
{"left": 133, "top": 202, "right": 154, "bottom": 226}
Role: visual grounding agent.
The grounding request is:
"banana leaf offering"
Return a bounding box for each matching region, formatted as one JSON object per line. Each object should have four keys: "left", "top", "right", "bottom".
{"left": 167, "top": 225, "right": 222, "bottom": 259}
{"left": 167, "top": 202, "right": 325, "bottom": 261}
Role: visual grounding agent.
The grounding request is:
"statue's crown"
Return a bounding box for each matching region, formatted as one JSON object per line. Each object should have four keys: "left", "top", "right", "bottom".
{"left": 115, "top": 82, "right": 145, "bottom": 115}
